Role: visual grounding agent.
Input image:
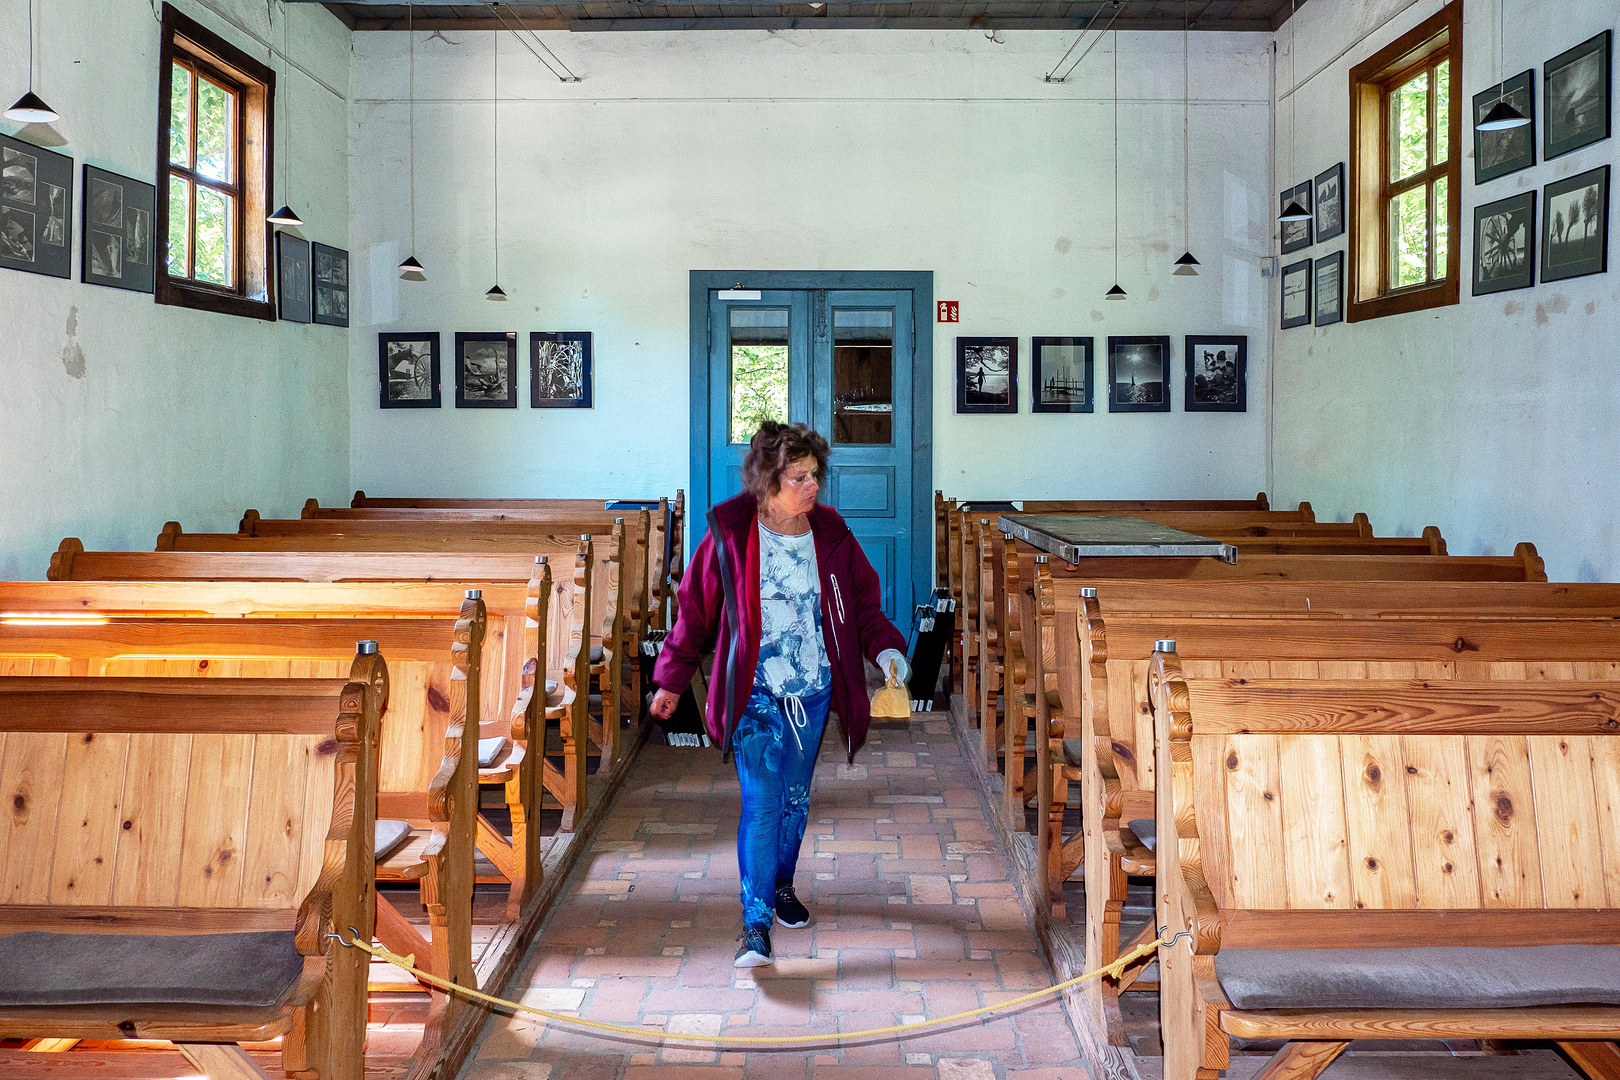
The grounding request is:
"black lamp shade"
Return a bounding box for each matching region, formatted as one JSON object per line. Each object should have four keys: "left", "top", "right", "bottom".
{"left": 485, "top": 284, "right": 508, "bottom": 301}
{"left": 1278, "top": 200, "right": 1310, "bottom": 222}
{"left": 1175, "top": 251, "right": 1200, "bottom": 266}
{"left": 398, "top": 255, "right": 426, "bottom": 279}
{"left": 5, "top": 90, "right": 58, "bottom": 123}
{"left": 1477, "top": 99, "right": 1531, "bottom": 131}
{"left": 267, "top": 204, "right": 304, "bottom": 226}
{"left": 1105, "top": 283, "right": 1127, "bottom": 299}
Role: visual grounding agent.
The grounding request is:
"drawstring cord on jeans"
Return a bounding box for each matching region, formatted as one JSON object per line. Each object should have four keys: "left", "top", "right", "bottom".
{"left": 782, "top": 694, "right": 809, "bottom": 753}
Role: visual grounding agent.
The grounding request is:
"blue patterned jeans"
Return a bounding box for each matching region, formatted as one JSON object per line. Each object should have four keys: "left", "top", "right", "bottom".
{"left": 732, "top": 682, "right": 832, "bottom": 931}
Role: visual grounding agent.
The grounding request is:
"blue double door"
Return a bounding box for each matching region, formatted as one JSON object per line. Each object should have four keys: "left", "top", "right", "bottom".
{"left": 702, "top": 286, "right": 919, "bottom": 625}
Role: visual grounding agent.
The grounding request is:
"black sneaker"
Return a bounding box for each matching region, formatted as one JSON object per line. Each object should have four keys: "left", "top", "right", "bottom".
{"left": 774, "top": 883, "right": 811, "bottom": 928}
{"left": 734, "top": 926, "right": 773, "bottom": 968}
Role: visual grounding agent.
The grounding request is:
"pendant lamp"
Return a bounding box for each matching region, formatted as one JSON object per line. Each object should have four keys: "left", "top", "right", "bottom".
{"left": 1106, "top": 29, "right": 1126, "bottom": 300}
{"left": 485, "top": 28, "right": 504, "bottom": 300}
{"left": 398, "top": 5, "right": 426, "bottom": 279}
{"left": 267, "top": 2, "right": 304, "bottom": 227}
{"left": 1276, "top": 0, "right": 1310, "bottom": 224}
{"left": 1174, "top": 1, "right": 1200, "bottom": 276}
{"left": 1477, "top": 0, "right": 1529, "bottom": 131}
{"left": 6, "top": 0, "right": 58, "bottom": 123}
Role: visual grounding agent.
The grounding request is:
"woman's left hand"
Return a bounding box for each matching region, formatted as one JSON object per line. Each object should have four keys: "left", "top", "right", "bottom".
{"left": 877, "top": 649, "right": 910, "bottom": 685}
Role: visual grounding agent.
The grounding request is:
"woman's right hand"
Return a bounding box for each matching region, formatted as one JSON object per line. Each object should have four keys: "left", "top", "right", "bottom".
{"left": 650, "top": 688, "right": 681, "bottom": 720}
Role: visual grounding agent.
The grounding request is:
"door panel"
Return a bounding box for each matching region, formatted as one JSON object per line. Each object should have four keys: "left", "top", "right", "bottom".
{"left": 706, "top": 285, "right": 914, "bottom": 626}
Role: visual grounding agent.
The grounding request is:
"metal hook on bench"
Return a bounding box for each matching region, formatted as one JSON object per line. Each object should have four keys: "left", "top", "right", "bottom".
{"left": 325, "top": 927, "right": 363, "bottom": 948}
{"left": 1156, "top": 926, "right": 1193, "bottom": 951}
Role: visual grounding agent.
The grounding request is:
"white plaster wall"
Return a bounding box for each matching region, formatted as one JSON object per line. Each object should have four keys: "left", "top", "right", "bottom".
{"left": 347, "top": 29, "right": 1274, "bottom": 506}
{"left": 1271, "top": 0, "right": 1620, "bottom": 580}
{"left": 0, "top": 0, "right": 351, "bottom": 579}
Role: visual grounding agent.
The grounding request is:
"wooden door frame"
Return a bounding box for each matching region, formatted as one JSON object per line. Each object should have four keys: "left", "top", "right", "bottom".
{"left": 688, "top": 269, "right": 935, "bottom": 607}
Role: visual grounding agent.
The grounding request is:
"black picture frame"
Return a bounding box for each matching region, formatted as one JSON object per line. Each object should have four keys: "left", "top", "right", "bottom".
{"left": 312, "top": 242, "right": 350, "bottom": 327}
{"left": 1280, "top": 181, "right": 1313, "bottom": 253}
{"left": 1541, "top": 165, "right": 1609, "bottom": 283}
{"left": 1029, "top": 337, "right": 1093, "bottom": 413}
{"left": 454, "top": 332, "right": 518, "bottom": 409}
{"left": 80, "top": 165, "right": 156, "bottom": 293}
{"left": 530, "top": 332, "right": 594, "bottom": 409}
{"left": 1183, "top": 336, "right": 1246, "bottom": 413}
{"left": 276, "top": 232, "right": 311, "bottom": 323}
{"left": 1314, "top": 251, "right": 1344, "bottom": 327}
{"left": 1474, "top": 70, "right": 1537, "bottom": 183}
{"left": 378, "top": 332, "right": 441, "bottom": 409}
{"left": 0, "top": 133, "right": 72, "bottom": 279}
{"left": 1280, "top": 258, "right": 1312, "bottom": 329}
{"left": 955, "top": 337, "right": 1017, "bottom": 414}
{"left": 1106, "top": 336, "right": 1171, "bottom": 413}
{"left": 1313, "top": 163, "right": 1345, "bottom": 243}
{"left": 1473, "top": 192, "right": 1537, "bottom": 295}
{"left": 1544, "top": 30, "right": 1611, "bottom": 161}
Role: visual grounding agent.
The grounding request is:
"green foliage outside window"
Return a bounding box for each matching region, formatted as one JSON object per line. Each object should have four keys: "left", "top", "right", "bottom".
{"left": 730, "top": 345, "right": 789, "bottom": 444}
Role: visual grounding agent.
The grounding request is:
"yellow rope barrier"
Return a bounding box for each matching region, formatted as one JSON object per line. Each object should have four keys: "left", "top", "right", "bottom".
{"left": 333, "top": 927, "right": 1180, "bottom": 1046}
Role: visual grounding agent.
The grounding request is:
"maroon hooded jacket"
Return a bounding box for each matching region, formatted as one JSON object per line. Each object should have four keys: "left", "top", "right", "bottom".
{"left": 652, "top": 492, "right": 907, "bottom": 763}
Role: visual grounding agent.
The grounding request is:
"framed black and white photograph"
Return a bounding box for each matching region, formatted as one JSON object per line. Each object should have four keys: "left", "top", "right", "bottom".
{"left": 1280, "top": 258, "right": 1312, "bottom": 329}
{"left": 1541, "top": 165, "right": 1609, "bottom": 283}
{"left": 1473, "top": 192, "right": 1536, "bottom": 295}
{"left": 1280, "top": 181, "right": 1313, "bottom": 254}
{"left": 455, "top": 332, "right": 518, "bottom": 409}
{"left": 81, "top": 165, "right": 156, "bottom": 293}
{"left": 530, "top": 332, "right": 593, "bottom": 409}
{"left": 1314, "top": 251, "right": 1343, "bottom": 327}
{"left": 1183, "top": 336, "right": 1246, "bottom": 413}
{"left": 1107, "top": 336, "right": 1171, "bottom": 413}
{"left": 1030, "top": 337, "right": 1093, "bottom": 413}
{"left": 1544, "top": 30, "right": 1611, "bottom": 161}
{"left": 312, "top": 242, "right": 350, "bottom": 327}
{"left": 0, "top": 133, "right": 72, "bottom": 278}
{"left": 955, "top": 337, "right": 1016, "bottom": 414}
{"left": 1474, "top": 70, "right": 1536, "bottom": 183}
{"left": 1314, "top": 163, "right": 1345, "bottom": 242}
{"left": 276, "top": 231, "right": 311, "bottom": 323}
{"left": 379, "top": 332, "right": 441, "bottom": 409}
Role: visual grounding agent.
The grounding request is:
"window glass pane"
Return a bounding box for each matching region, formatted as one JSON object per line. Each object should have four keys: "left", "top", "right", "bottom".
{"left": 1391, "top": 70, "right": 1429, "bottom": 181}
{"left": 1390, "top": 185, "right": 1428, "bottom": 288}
{"left": 832, "top": 309, "right": 893, "bottom": 445}
{"left": 193, "top": 185, "right": 231, "bottom": 284}
{"left": 1432, "top": 60, "right": 1450, "bottom": 165}
{"left": 167, "top": 174, "right": 190, "bottom": 277}
{"left": 195, "top": 76, "right": 232, "bottom": 182}
{"left": 169, "top": 64, "right": 192, "bottom": 166}
{"left": 729, "top": 308, "right": 789, "bottom": 445}
{"left": 1433, "top": 175, "right": 1448, "bottom": 278}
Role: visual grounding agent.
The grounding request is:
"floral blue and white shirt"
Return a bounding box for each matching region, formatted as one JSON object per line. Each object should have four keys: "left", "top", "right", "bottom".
{"left": 755, "top": 524, "right": 831, "bottom": 698}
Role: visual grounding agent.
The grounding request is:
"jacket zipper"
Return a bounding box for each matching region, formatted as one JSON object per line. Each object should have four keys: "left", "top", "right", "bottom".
{"left": 824, "top": 539, "right": 853, "bottom": 759}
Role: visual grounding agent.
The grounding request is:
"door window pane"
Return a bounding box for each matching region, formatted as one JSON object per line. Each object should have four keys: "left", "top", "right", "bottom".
{"left": 195, "top": 76, "right": 233, "bottom": 182}
{"left": 169, "top": 64, "right": 192, "bottom": 166}
{"left": 832, "top": 309, "right": 893, "bottom": 445}
{"left": 729, "top": 307, "right": 789, "bottom": 445}
{"left": 167, "top": 175, "right": 190, "bottom": 277}
{"left": 1391, "top": 70, "right": 1429, "bottom": 181}
{"left": 1390, "top": 184, "right": 1428, "bottom": 288}
{"left": 193, "top": 185, "right": 232, "bottom": 285}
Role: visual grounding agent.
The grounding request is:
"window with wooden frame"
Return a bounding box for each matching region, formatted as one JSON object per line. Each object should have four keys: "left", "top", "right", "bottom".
{"left": 1347, "top": 2, "right": 1462, "bottom": 322}
{"left": 156, "top": 4, "right": 275, "bottom": 320}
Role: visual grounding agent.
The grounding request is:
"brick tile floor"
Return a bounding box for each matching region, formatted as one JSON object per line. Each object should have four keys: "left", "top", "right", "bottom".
{"left": 458, "top": 714, "right": 1085, "bottom": 1079}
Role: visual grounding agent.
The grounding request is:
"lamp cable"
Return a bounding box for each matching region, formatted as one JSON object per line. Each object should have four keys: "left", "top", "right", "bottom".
{"left": 409, "top": 3, "right": 415, "bottom": 255}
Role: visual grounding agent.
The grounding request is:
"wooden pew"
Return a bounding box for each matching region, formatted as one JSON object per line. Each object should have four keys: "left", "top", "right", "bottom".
{"left": 152, "top": 520, "right": 628, "bottom": 771}
{"left": 1032, "top": 573, "right": 1620, "bottom": 1048}
{"left": 333, "top": 495, "right": 678, "bottom": 635}
{"left": 0, "top": 647, "right": 386, "bottom": 1080}
{"left": 42, "top": 544, "right": 599, "bottom": 841}
{"left": 0, "top": 599, "right": 493, "bottom": 1063}
{"left": 1148, "top": 639, "right": 1620, "bottom": 1080}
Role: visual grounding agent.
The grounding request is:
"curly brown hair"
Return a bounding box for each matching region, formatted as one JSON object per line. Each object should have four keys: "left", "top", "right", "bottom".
{"left": 742, "top": 422, "right": 829, "bottom": 504}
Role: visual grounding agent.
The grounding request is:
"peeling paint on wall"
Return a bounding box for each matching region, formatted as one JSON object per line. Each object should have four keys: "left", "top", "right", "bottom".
{"left": 60, "top": 306, "right": 85, "bottom": 379}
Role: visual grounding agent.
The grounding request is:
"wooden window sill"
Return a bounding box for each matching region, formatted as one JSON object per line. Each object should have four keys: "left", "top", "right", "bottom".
{"left": 1346, "top": 278, "right": 1458, "bottom": 323}
{"left": 156, "top": 276, "right": 275, "bottom": 321}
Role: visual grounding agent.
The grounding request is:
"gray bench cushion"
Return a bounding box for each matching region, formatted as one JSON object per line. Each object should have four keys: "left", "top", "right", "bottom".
{"left": 375, "top": 818, "right": 413, "bottom": 861}
{"left": 1126, "top": 818, "right": 1156, "bottom": 852}
{"left": 478, "top": 736, "right": 509, "bottom": 767}
{"left": 1062, "top": 740, "right": 1083, "bottom": 767}
{"left": 0, "top": 930, "right": 303, "bottom": 1007}
{"left": 590, "top": 645, "right": 605, "bottom": 664}
{"left": 1215, "top": 944, "right": 1620, "bottom": 1010}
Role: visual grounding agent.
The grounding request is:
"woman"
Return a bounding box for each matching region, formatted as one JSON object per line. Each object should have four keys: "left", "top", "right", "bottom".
{"left": 651, "top": 422, "right": 910, "bottom": 968}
